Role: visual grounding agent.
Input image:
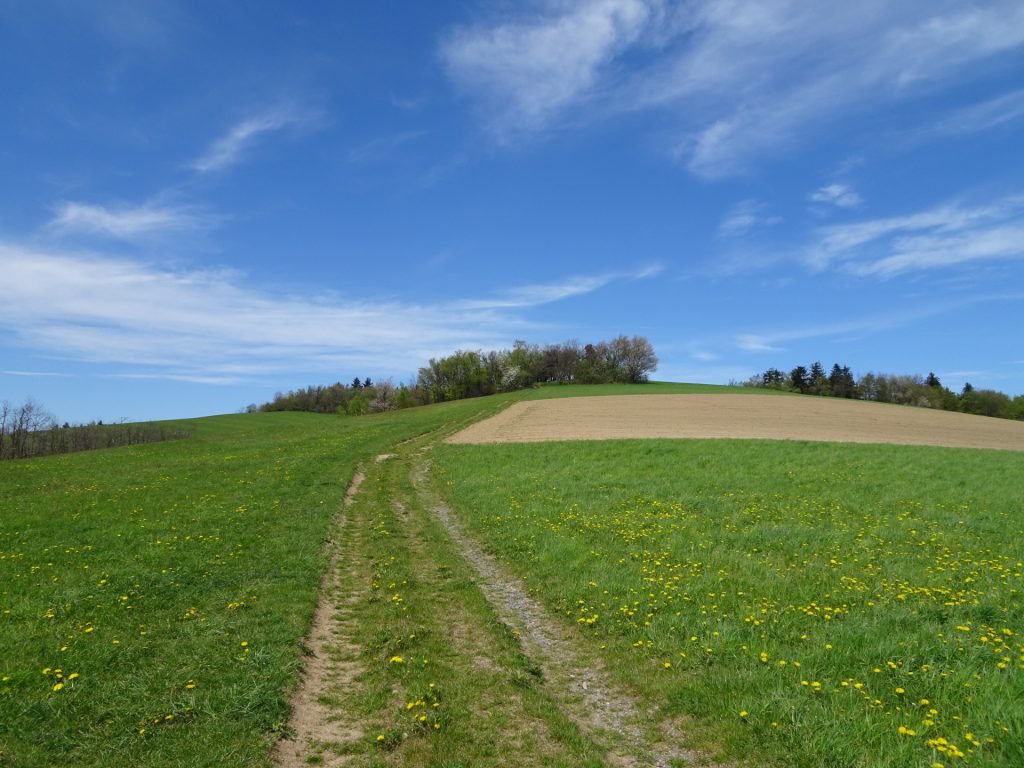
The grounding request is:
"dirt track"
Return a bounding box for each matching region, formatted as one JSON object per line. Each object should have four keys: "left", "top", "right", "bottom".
{"left": 447, "top": 394, "right": 1024, "bottom": 452}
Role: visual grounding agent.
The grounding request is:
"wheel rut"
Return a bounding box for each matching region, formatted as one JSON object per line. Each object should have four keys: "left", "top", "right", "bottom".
{"left": 273, "top": 465, "right": 371, "bottom": 768}
{"left": 276, "top": 445, "right": 720, "bottom": 767}
{"left": 411, "top": 454, "right": 709, "bottom": 768}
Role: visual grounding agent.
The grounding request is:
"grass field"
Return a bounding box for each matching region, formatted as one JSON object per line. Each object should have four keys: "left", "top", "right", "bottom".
{"left": 435, "top": 439, "right": 1024, "bottom": 767}
{"left": 3, "top": 383, "right": 1022, "bottom": 767}
{"left": 0, "top": 397, "right": 512, "bottom": 767}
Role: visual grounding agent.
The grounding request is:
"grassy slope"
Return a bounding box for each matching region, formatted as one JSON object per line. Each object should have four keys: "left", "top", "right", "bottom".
{"left": 6, "top": 381, "right": 1014, "bottom": 767}
{"left": 0, "top": 397, "right": 514, "bottom": 768}
{"left": 435, "top": 439, "right": 1024, "bottom": 768}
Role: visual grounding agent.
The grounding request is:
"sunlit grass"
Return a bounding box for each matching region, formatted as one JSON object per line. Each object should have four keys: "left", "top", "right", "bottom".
{"left": 436, "top": 439, "right": 1024, "bottom": 767}
{"left": 0, "top": 398, "right": 512, "bottom": 767}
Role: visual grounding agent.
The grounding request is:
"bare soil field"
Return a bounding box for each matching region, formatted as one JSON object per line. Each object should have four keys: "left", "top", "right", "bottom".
{"left": 447, "top": 393, "right": 1024, "bottom": 451}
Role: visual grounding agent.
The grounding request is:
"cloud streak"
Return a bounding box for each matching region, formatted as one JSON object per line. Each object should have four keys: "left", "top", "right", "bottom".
{"left": 48, "top": 201, "right": 206, "bottom": 241}
{"left": 809, "top": 184, "right": 862, "bottom": 209}
{"left": 808, "top": 194, "right": 1024, "bottom": 276}
{"left": 0, "top": 242, "right": 650, "bottom": 382}
{"left": 733, "top": 293, "right": 1024, "bottom": 354}
{"left": 454, "top": 265, "right": 661, "bottom": 310}
{"left": 929, "top": 88, "right": 1024, "bottom": 137}
{"left": 441, "top": 1, "right": 1024, "bottom": 175}
{"left": 441, "top": 0, "right": 660, "bottom": 137}
{"left": 717, "top": 200, "right": 781, "bottom": 238}
{"left": 191, "top": 108, "right": 308, "bottom": 173}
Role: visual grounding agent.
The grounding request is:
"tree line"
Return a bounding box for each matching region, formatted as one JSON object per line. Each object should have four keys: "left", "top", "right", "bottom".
{"left": 258, "top": 335, "right": 659, "bottom": 413}
{"left": 255, "top": 377, "right": 413, "bottom": 416}
{"left": 0, "top": 399, "right": 190, "bottom": 461}
{"left": 745, "top": 363, "right": 1024, "bottom": 420}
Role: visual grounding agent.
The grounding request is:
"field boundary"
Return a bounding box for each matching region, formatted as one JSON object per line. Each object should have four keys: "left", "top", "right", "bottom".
{"left": 447, "top": 393, "right": 1024, "bottom": 451}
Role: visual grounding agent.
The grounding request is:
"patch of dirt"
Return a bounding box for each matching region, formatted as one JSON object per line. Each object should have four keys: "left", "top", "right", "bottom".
{"left": 412, "top": 459, "right": 707, "bottom": 768}
{"left": 447, "top": 394, "right": 1024, "bottom": 452}
{"left": 273, "top": 467, "right": 369, "bottom": 768}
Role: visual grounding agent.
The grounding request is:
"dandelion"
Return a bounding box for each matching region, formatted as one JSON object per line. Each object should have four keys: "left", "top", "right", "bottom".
{"left": 389, "top": 656, "right": 404, "bottom": 664}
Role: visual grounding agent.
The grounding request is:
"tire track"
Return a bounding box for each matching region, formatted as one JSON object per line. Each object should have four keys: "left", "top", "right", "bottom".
{"left": 411, "top": 455, "right": 710, "bottom": 768}
{"left": 273, "top": 466, "right": 370, "bottom": 768}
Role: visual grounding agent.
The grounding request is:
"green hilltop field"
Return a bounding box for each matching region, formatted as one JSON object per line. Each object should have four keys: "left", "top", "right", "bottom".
{"left": 1, "top": 384, "right": 1022, "bottom": 768}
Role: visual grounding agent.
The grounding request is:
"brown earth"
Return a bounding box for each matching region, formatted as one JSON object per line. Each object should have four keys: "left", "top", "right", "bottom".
{"left": 273, "top": 465, "right": 370, "bottom": 768}
{"left": 447, "top": 394, "right": 1024, "bottom": 451}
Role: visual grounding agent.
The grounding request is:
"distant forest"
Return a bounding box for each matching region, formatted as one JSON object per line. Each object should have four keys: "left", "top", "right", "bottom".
{"left": 257, "top": 336, "right": 658, "bottom": 415}
{"left": 744, "top": 362, "right": 1024, "bottom": 421}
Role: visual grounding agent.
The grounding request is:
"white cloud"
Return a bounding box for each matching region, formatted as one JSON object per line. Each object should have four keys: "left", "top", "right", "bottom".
{"left": 733, "top": 293, "right": 1024, "bottom": 356}
{"left": 49, "top": 201, "right": 204, "bottom": 240}
{"left": 441, "top": 0, "right": 661, "bottom": 136}
{"left": 931, "top": 88, "right": 1024, "bottom": 136}
{"left": 809, "top": 184, "right": 862, "bottom": 209}
{"left": 685, "top": 344, "right": 720, "bottom": 362}
{"left": 0, "top": 242, "right": 651, "bottom": 381}
{"left": 454, "top": 264, "right": 660, "bottom": 310}
{"left": 735, "top": 334, "right": 782, "bottom": 353}
{"left": 717, "top": 199, "right": 781, "bottom": 237}
{"left": 808, "top": 194, "right": 1024, "bottom": 276}
{"left": 441, "top": 1, "right": 1024, "bottom": 175}
{"left": 191, "top": 108, "right": 307, "bottom": 173}
{"left": 1, "top": 370, "right": 73, "bottom": 378}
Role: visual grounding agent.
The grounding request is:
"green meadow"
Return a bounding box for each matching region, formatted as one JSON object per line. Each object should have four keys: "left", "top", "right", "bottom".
{"left": 2, "top": 385, "right": 1022, "bottom": 767}
{"left": 435, "top": 439, "right": 1024, "bottom": 768}
{"left": 0, "top": 398, "right": 508, "bottom": 767}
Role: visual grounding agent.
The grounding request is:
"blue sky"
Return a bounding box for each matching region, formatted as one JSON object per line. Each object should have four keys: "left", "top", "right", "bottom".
{"left": 2, "top": 1, "right": 1023, "bottom": 423}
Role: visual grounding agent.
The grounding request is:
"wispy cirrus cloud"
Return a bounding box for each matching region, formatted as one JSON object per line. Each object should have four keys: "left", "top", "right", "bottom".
{"left": 441, "top": 1, "right": 1024, "bottom": 176}
{"left": 453, "top": 264, "right": 661, "bottom": 310}
{"left": 930, "top": 88, "right": 1024, "bottom": 137}
{"left": 191, "top": 107, "right": 310, "bottom": 173}
{"left": 0, "top": 241, "right": 653, "bottom": 382}
{"left": 48, "top": 200, "right": 206, "bottom": 241}
{"left": 808, "top": 194, "right": 1024, "bottom": 277}
{"left": 717, "top": 200, "right": 781, "bottom": 238}
{"left": 1, "top": 370, "right": 73, "bottom": 378}
{"left": 441, "top": 0, "right": 662, "bottom": 137}
{"left": 809, "top": 184, "right": 862, "bottom": 209}
{"left": 734, "top": 293, "right": 1024, "bottom": 354}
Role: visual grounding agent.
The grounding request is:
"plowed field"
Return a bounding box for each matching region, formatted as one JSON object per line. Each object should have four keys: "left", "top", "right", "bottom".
{"left": 447, "top": 393, "right": 1024, "bottom": 451}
